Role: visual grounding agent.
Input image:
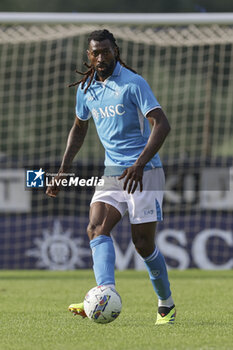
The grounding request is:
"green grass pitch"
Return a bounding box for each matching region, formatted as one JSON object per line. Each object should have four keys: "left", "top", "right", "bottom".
{"left": 0, "top": 270, "right": 232, "bottom": 350}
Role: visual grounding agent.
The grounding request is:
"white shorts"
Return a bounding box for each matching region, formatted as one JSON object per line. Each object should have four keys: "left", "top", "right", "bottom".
{"left": 90, "top": 168, "right": 165, "bottom": 224}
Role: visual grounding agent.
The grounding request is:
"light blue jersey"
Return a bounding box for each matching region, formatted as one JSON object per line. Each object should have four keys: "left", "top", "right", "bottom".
{"left": 76, "top": 62, "right": 162, "bottom": 175}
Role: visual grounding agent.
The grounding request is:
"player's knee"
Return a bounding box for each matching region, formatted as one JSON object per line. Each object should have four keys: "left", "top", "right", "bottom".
{"left": 132, "top": 235, "right": 144, "bottom": 253}
{"left": 87, "top": 223, "right": 97, "bottom": 240}
{"left": 87, "top": 222, "right": 106, "bottom": 240}
{"left": 132, "top": 235, "right": 154, "bottom": 258}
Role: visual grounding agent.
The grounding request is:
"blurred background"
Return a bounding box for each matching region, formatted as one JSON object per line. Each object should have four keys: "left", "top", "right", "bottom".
{"left": 0, "top": 0, "right": 233, "bottom": 12}
{"left": 0, "top": 2, "right": 232, "bottom": 271}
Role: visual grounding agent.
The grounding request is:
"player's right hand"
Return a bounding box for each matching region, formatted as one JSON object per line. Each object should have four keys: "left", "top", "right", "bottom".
{"left": 46, "top": 174, "right": 64, "bottom": 198}
{"left": 46, "top": 182, "right": 60, "bottom": 198}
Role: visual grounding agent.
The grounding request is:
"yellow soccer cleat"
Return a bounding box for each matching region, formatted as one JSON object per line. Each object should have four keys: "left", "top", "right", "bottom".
{"left": 68, "top": 302, "right": 87, "bottom": 318}
{"left": 155, "top": 305, "right": 176, "bottom": 325}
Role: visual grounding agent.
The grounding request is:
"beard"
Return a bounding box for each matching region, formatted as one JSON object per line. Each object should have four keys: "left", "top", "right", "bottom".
{"left": 96, "top": 59, "right": 116, "bottom": 80}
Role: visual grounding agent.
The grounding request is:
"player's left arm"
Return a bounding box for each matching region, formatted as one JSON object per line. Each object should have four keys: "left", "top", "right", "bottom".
{"left": 139, "top": 108, "right": 171, "bottom": 166}
{"left": 119, "top": 108, "right": 170, "bottom": 193}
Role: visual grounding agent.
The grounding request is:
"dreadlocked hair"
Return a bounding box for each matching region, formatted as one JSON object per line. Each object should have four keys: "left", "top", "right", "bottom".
{"left": 68, "top": 29, "right": 137, "bottom": 93}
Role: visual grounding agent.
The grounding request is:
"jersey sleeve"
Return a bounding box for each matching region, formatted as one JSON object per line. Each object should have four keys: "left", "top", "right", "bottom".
{"left": 75, "top": 85, "right": 92, "bottom": 120}
{"left": 129, "top": 75, "right": 161, "bottom": 116}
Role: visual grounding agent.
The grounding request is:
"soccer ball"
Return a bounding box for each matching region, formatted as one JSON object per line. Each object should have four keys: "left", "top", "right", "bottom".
{"left": 84, "top": 285, "right": 122, "bottom": 324}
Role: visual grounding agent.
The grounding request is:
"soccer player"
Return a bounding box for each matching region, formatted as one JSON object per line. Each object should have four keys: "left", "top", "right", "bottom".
{"left": 46, "top": 29, "right": 176, "bottom": 325}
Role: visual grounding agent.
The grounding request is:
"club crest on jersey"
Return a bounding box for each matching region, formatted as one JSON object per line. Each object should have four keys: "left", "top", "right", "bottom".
{"left": 91, "top": 104, "right": 125, "bottom": 121}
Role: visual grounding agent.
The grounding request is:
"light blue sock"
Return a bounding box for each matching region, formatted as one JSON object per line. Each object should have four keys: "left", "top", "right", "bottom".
{"left": 143, "top": 246, "right": 171, "bottom": 300}
{"left": 90, "top": 235, "right": 115, "bottom": 286}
